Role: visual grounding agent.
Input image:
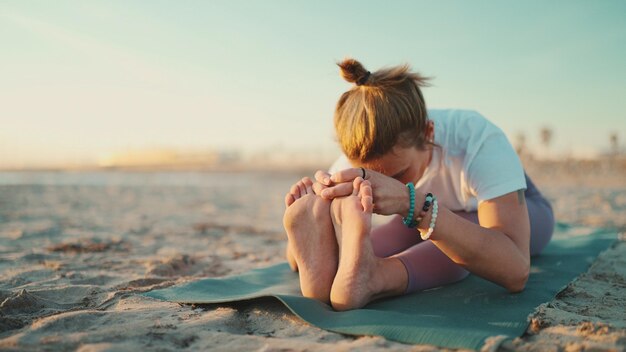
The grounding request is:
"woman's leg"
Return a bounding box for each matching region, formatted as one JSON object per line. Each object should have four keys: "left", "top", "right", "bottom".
{"left": 392, "top": 241, "right": 470, "bottom": 293}
{"left": 283, "top": 178, "right": 339, "bottom": 304}
{"left": 524, "top": 174, "right": 555, "bottom": 256}
{"left": 370, "top": 215, "right": 422, "bottom": 257}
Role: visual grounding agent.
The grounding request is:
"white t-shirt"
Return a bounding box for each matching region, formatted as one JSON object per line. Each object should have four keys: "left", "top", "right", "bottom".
{"left": 328, "top": 109, "right": 526, "bottom": 212}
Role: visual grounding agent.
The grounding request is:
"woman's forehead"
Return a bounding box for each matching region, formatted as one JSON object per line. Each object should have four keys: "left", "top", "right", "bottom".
{"left": 351, "top": 148, "right": 410, "bottom": 174}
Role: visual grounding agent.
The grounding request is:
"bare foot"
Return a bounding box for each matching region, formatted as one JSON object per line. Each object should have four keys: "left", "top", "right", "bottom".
{"left": 330, "top": 178, "right": 406, "bottom": 311}
{"left": 283, "top": 177, "right": 338, "bottom": 303}
{"left": 284, "top": 177, "right": 314, "bottom": 271}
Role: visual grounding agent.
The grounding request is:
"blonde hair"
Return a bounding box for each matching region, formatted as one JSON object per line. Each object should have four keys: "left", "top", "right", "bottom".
{"left": 334, "top": 58, "right": 431, "bottom": 162}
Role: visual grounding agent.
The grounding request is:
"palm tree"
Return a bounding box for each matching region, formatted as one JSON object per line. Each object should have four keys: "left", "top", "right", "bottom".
{"left": 610, "top": 132, "right": 619, "bottom": 156}
{"left": 514, "top": 132, "right": 527, "bottom": 157}
{"left": 539, "top": 127, "right": 553, "bottom": 159}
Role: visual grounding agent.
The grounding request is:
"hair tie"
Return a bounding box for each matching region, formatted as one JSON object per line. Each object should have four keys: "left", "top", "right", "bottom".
{"left": 356, "top": 71, "right": 371, "bottom": 86}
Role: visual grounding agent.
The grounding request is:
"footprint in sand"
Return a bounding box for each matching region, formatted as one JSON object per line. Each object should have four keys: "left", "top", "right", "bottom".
{"left": 144, "top": 254, "right": 196, "bottom": 277}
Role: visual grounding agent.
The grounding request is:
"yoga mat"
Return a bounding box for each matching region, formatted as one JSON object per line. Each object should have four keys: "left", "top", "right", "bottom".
{"left": 144, "top": 225, "right": 617, "bottom": 350}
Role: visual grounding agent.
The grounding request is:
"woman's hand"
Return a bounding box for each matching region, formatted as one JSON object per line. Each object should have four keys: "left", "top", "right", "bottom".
{"left": 311, "top": 170, "right": 354, "bottom": 199}
{"left": 313, "top": 168, "right": 412, "bottom": 216}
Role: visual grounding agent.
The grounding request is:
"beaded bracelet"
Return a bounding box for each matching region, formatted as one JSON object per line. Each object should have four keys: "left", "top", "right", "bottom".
{"left": 420, "top": 196, "right": 438, "bottom": 241}
{"left": 402, "top": 183, "right": 416, "bottom": 227}
{"left": 413, "top": 193, "right": 433, "bottom": 225}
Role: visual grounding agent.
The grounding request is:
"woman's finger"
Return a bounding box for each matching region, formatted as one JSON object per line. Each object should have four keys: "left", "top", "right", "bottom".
{"left": 320, "top": 182, "right": 354, "bottom": 199}
{"left": 330, "top": 168, "right": 365, "bottom": 183}
{"left": 312, "top": 181, "right": 326, "bottom": 195}
{"left": 314, "top": 170, "right": 332, "bottom": 186}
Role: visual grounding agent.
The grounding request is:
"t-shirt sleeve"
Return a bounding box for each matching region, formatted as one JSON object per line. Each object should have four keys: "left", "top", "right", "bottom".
{"left": 328, "top": 154, "right": 352, "bottom": 174}
{"left": 465, "top": 130, "right": 527, "bottom": 203}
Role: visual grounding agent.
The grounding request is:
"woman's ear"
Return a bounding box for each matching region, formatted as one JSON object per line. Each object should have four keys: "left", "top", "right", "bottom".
{"left": 426, "top": 120, "right": 435, "bottom": 142}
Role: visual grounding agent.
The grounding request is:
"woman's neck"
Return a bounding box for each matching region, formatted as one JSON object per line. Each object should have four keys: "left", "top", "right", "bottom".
{"left": 415, "top": 146, "right": 434, "bottom": 182}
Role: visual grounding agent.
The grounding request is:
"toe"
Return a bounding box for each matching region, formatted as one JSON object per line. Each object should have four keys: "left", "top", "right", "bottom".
{"left": 302, "top": 177, "right": 314, "bottom": 194}
{"left": 362, "top": 195, "right": 374, "bottom": 213}
{"left": 360, "top": 181, "right": 374, "bottom": 213}
{"left": 352, "top": 177, "right": 363, "bottom": 196}
{"left": 285, "top": 193, "right": 296, "bottom": 208}
{"left": 361, "top": 180, "right": 372, "bottom": 196}
{"left": 291, "top": 183, "right": 302, "bottom": 197}
{"left": 297, "top": 181, "right": 307, "bottom": 196}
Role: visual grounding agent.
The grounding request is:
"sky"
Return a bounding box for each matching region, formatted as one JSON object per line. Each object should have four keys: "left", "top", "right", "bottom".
{"left": 1, "top": 1, "right": 625, "bottom": 168}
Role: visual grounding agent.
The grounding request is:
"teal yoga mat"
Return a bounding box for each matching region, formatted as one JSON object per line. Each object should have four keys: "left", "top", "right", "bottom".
{"left": 144, "top": 225, "right": 617, "bottom": 350}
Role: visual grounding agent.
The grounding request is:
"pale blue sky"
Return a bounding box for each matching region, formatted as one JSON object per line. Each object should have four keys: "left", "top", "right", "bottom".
{"left": 1, "top": 1, "right": 625, "bottom": 167}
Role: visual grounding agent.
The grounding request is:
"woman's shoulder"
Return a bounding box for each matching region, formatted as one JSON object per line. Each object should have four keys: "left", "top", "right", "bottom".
{"left": 429, "top": 109, "right": 503, "bottom": 150}
{"left": 428, "top": 109, "right": 491, "bottom": 126}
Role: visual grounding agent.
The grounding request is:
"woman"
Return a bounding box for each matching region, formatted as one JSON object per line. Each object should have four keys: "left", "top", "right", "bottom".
{"left": 283, "top": 58, "right": 554, "bottom": 311}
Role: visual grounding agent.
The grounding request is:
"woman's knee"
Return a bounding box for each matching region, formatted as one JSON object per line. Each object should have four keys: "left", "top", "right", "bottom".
{"left": 528, "top": 198, "right": 555, "bottom": 256}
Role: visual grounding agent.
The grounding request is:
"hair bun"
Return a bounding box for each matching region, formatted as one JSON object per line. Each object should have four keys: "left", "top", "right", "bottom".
{"left": 337, "top": 58, "right": 371, "bottom": 86}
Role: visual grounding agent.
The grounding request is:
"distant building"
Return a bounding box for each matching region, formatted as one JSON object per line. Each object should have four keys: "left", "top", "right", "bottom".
{"left": 98, "top": 148, "right": 220, "bottom": 169}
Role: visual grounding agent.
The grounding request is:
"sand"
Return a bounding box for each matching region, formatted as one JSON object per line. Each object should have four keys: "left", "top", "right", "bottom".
{"left": 0, "top": 160, "right": 625, "bottom": 351}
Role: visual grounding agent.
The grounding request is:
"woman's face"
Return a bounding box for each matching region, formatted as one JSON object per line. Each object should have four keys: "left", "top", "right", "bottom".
{"left": 352, "top": 144, "right": 432, "bottom": 185}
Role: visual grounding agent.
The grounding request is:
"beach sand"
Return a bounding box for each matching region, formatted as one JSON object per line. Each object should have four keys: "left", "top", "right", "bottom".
{"left": 0, "top": 160, "right": 625, "bottom": 351}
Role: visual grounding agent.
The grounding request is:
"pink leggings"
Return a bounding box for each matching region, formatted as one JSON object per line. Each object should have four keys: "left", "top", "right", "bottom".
{"left": 371, "top": 174, "right": 554, "bottom": 293}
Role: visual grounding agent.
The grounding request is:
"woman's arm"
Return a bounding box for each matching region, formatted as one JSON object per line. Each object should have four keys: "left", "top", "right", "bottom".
{"left": 425, "top": 190, "right": 531, "bottom": 292}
